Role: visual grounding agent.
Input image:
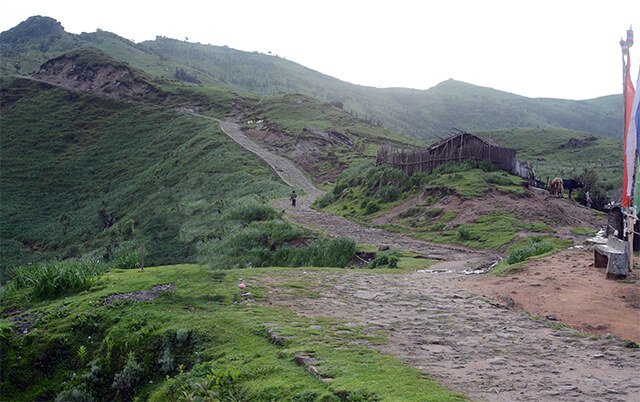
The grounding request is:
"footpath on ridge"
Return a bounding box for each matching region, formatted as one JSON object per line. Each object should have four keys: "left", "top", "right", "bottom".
{"left": 214, "top": 117, "right": 640, "bottom": 401}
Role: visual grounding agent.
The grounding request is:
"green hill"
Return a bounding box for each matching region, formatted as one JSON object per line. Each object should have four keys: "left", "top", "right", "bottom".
{"left": 0, "top": 42, "right": 416, "bottom": 275}
{"left": 0, "top": 76, "right": 290, "bottom": 273}
{"left": 0, "top": 16, "right": 623, "bottom": 141}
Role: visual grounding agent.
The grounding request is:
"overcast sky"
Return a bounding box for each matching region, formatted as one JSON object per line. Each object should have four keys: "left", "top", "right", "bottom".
{"left": 1, "top": 0, "right": 639, "bottom": 100}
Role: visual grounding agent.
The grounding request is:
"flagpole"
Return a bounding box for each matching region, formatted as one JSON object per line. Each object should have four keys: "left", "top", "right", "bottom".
{"left": 621, "top": 27, "right": 635, "bottom": 272}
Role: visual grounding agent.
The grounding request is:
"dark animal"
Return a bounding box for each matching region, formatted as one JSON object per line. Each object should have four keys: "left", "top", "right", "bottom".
{"left": 562, "top": 179, "right": 584, "bottom": 199}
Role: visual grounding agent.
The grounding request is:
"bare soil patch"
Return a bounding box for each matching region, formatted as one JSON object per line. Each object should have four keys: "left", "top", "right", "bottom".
{"left": 102, "top": 283, "right": 175, "bottom": 305}
{"left": 462, "top": 248, "right": 640, "bottom": 343}
{"left": 246, "top": 126, "right": 346, "bottom": 182}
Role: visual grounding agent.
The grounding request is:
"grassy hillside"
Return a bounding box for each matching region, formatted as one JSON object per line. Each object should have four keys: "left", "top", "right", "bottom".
{"left": 0, "top": 16, "right": 622, "bottom": 141}
{"left": 316, "top": 159, "right": 604, "bottom": 253}
{"left": 480, "top": 128, "right": 622, "bottom": 191}
{"left": 0, "top": 77, "right": 289, "bottom": 275}
{"left": 0, "top": 16, "right": 81, "bottom": 75}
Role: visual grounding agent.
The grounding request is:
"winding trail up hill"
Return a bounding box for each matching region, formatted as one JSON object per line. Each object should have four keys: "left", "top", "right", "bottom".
{"left": 214, "top": 118, "right": 486, "bottom": 264}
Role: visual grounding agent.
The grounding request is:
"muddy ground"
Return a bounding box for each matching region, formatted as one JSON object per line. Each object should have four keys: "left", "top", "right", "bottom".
{"left": 463, "top": 248, "right": 640, "bottom": 343}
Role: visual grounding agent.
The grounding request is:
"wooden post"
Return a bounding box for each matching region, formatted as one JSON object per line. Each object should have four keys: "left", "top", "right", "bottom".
{"left": 627, "top": 215, "right": 635, "bottom": 272}
{"left": 140, "top": 244, "right": 145, "bottom": 271}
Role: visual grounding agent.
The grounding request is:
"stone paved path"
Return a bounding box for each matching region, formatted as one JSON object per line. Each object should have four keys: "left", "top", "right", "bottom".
{"left": 211, "top": 117, "right": 640, "bottom": 401}
{"left": 260, "top": 269, "right": 640, "bottom": 402}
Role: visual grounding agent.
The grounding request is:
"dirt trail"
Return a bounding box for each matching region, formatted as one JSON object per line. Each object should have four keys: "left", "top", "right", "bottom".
{"left": 213, "top": 118, "right": 640, "bottom": 401}
{"left": 217, "top": 119, "right": 486, "bottom": 263}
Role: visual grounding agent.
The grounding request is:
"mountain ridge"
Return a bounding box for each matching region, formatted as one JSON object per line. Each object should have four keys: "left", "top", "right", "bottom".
{"left": 0, "top": 16, "right": 623, "bottom": 140}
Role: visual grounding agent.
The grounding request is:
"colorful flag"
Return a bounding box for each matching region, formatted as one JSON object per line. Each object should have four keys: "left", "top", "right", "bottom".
{"left": 631, "top": 71, "right": 640, "bottom": 207}
{"left": 622, "top": 62, "right": 637, "bottom": 208}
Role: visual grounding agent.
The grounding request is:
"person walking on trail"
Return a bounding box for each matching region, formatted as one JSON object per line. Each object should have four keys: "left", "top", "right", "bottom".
{"left": 290, "top": 190, "right": 297, "bottom": 207}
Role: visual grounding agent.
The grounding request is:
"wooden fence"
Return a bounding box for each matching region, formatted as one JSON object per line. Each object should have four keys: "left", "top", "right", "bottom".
{"left": 376, "top": 133, "right": 517, "bottom": 176}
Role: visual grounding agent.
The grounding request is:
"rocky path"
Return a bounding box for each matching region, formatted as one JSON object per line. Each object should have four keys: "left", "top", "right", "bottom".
{"left": 213, "top": 118, "right": 640, "bottom": 401}
{"left": 260, "top": 269, "right": 640, "bottom": 401}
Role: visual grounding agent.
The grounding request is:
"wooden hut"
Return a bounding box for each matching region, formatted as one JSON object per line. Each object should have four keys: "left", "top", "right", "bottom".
{"left": 376, "top": 131, "right": 517, "bottom": 176}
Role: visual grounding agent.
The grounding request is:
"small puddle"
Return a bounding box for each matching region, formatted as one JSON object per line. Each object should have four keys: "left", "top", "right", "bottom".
{"left": 416, "top": 269, "right": 454, "bottom": 274}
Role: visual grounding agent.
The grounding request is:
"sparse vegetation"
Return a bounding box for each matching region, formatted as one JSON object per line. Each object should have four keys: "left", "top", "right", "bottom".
{"left": 491, "top": 236, "right": 572, "bottom": 276}
{"left": 570, "top": 226, "right": 597, "bottom": 236}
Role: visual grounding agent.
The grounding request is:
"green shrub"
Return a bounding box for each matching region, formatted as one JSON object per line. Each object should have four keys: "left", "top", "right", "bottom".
{"left": 333, "top": 161, "right": 374, "bottom": 195}
{"left": 180, "top": 368, "right": 250, "bottom": 401}
{"left": 55, "top": 385, "right": 95, "bottom": 402}
{"left": 410, "top": 172, "right": 430, "bottom": 189}
{"left": 112, "top": 352, "right": 144, "bottom": 400}
{"left": 159, "top": 345, "right": 175, "bottom": 374}
{"left": 366, "top": 250, "right": 400, "bottom": 269}
{"left": 506, "top": 237, "right": 554, "bottom": 264}
{"left": 342, "top": 389, "right": 382, "bottom": 401}
{"left": 223, "top": 196, "right": 277, "bottom": 223}
{"left": 315, "top": 192, "right": 337, "bottom": 208}
{"left": 364, "top": 201, "right": 380, "bottom": 214}
{"left": 457, "top": 225, "right": 474, "bottom": 241}
{"left": 377, "top": 185, "right": 401, "bottom": 202}
{"left": 364, "top": 165, "right": 409, "bottom": 195}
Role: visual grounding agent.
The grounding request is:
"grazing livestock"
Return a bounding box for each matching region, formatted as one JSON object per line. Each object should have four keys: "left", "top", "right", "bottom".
{"left": 549, "top": 177, "right": 564, "bottom": 198}
{"left": 562, "top": 179, "right": 584, "bottom": 199}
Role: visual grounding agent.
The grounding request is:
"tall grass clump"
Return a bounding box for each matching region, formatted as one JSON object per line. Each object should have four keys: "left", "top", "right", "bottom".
{"left": 8, "top": 259, "right": 106, "bottom": 299}
{"left": 202, "top": 220, "right": 355, "bottom": 269}
{"left": 198, "top": 198, "right": 356, "bottom": 269}
{"left": 506, "top": 237, "right": 554, "bottom": 265}
{"left": 223, "top": 196, "right": 278, "bottom": 223}
{"left": 284, "top": 237, "right": 356, "bottom": 267}
{"left": 333, "top": 161, "right": 374, "bottom": 195}
{"left": 109, "top": 241, "right": 141, "bottom": 269}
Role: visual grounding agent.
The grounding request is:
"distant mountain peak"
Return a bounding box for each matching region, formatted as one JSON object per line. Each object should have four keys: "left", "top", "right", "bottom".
{"left": 0, "top": 16, "right": 65, "bottom": 43}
